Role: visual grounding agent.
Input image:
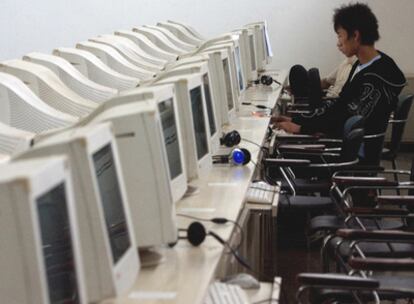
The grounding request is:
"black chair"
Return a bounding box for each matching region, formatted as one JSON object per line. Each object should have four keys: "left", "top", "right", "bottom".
{"left": 270, "top": 115, "right": 365, "bottom": 195}
{"left": 307, "top": 67, "right": 324, "bottom": 109}
{"left": 382, "top": 94, "right": 414, "bottom": 171}
{"left": 297, "top": 249, "right": 414, "bottom": 304}
{"left": 288, "top": 67, "right": 338, "bottom": 115}
{"left": 263, "top": 126, "right": 364, "bottom": 247}
{"left": 311, "top": 172, "right": 414, "bottom": 271}
{"left": 287, "top": 67, "right": 327, "bottom": 115}
{"left": 289, "top": 64, "right": 309, "bottom": 98}
{"left": 297, "top": 227, "right": 414, "bottom": 303}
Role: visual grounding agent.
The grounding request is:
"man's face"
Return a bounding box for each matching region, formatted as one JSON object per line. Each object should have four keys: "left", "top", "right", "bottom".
{"left": 336, "top": 27, "right": 359, "bottom": 57}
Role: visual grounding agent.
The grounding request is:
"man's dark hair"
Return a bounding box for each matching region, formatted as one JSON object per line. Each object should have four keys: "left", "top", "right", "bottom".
{"left": 333, "top": 3, "right": 379, "bottom": 45}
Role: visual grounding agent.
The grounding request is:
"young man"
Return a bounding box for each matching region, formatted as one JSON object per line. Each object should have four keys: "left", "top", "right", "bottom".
{"left": 275, "top": 3, "right": 406, "bottom": 164}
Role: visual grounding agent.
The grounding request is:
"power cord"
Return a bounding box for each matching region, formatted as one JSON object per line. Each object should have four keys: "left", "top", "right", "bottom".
{"left": 242, "top": 102, "right": 273, "bottom": 110}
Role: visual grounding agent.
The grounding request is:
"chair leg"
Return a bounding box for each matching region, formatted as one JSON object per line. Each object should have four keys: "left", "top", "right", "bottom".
{"left": 392, "top": 159, "right": 401, "bottom": 195}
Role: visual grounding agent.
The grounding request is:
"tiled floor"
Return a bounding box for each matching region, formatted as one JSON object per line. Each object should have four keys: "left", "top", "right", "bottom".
{"left": 275, "top": 152, "right": 414, "bottom": 303}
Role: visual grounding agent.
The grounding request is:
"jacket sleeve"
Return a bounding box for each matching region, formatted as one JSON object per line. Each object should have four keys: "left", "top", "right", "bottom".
{"left": 291, "top": 98, "right": 348, "bottom": 137}
{"left": 292, "top": 73, "right": 394, "bottom": 137}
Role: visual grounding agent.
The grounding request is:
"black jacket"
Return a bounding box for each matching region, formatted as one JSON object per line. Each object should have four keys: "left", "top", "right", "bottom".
{"left": 293, "top": 51, "right": 406, "bottom": 163}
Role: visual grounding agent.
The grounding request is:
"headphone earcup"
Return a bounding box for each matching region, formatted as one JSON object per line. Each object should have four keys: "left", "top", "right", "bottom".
{"left": 240, "top": 148, "right": 251, "bottom": 165}
{"left": 229, "top": 148, "right": 251, "bottom": 166}
{"left": 187, "top": 222, "right": 206, "bottom": 246}
{"left": 260, "top": 75, "right": 273, "bottom": 86}
{"left": 220, "top": 130, "right": 241, "bottom": 147}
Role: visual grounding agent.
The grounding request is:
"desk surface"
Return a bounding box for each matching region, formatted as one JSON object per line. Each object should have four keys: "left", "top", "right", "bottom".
{"left": 101, "top": 70, "right": 287, "bottom": 304}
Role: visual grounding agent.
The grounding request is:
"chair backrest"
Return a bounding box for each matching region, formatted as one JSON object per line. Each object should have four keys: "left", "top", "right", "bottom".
{"left": 359, "top": 107, "right": 393, "bottom": 165}
{"left": 389, "top": 94, "right": 414, "bottom": 154}
{"left": 410, "top": 157, "right": 414, "bottom": 196}
{"left": 340, "top": 128, "right": 364, "bottom": 162}
{"left": 289, "top": 64, "right": 308, "bottom": 98}
{"left": 307, "top": 68, "right": 323, "bottom": 108}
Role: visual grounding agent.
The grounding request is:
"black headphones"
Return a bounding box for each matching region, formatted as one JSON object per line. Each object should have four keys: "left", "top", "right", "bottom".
{"left": 220, "top": 130, "right": 241, "bottom": 147}
{"left": 212, "top": 148, "right": 251, "bottom": 166}
{"left": 184, "top": 221, "right": 208, "bottom": 246}
{"left": 259, "top": 75, "right": 282, "bottom": 86}
{"left": 178, "top": 221, "right": 252, "bottom": 270}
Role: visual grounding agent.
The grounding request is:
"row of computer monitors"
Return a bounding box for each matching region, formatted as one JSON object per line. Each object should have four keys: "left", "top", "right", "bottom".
{"left": 0, "top": 20, "right": 272, "bottom": 303}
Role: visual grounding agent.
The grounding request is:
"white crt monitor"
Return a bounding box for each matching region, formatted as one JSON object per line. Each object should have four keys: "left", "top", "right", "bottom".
{"left": 167, "top": 51, "right": 230, "bottom": 126}
{"left": 0, "top": 152, "right": 10, "bottom": 164}
{"left": 153, "top": 74, "right": 212, "bottom": 181}
{"left": 83, "top": 83, "right": 187, "bottom": 203}
{"left": 23, "top": 52, "right": 117, "bottom": 103}
{"left": 166, "top": 20, "right": 206, "bottom": 41}
{"left": 0, "top": 121, "right": 33, "bottom": 156}
{"left": 0, "top": 156, "right": 87, "bottom": 304}
{"left": 201, "top": 42, "right": 242, "bottom": 104}
{"left": 115, "top": 30, "right": 178, "bottom": 62}
{"left": 88, "top": 35, "right": 164, "bottom": 72}
{"left": 0, "top": 60, "right": 97, "bottom": 118}
{"left": 0, "top": 72, "right": 77, "bottom": 133}
{"left": 245, "top": 27, "right": 259, "bottom": 80}
{"left": 234, "top": 28, "right": 258, "bottom": 82}
{"left": 246, "top": 21, "right": 273, "bottom": 64}
{"left": 198, "top": 33, "right": 247, "bottom": 92}
{"left": 223, "top": 32, "right": 249, "bottom": 91}
{"left": 80, "top": 101, "right": 179, "bottom": 248}
{"left": 16, "top": 123, "right": 139, "bottom": 303}
{"left": 53, "top": 48, "right": 140, "bottom": 90}
{"left": 157, "top": 21, "right": 202, "bottom": 46}
{"left": 76, "top": 40, "right": 154, "bottom": 80}
{"left": 230, "top": 29, "right": 256, "bottom": 83}
{"left": 133, "top": 26, "right": 187, "bottom": 55}
{"left": 199, "top": 45, "right": 238, "bottom": 120}
{"left": 143, "top": 25, "right": 195, "bottom": 52}
{"left": 245, "top": 23, "right": 267, "bottom": 71}
{"left": 154, "top": 63, "right": 220, "bottom": 153}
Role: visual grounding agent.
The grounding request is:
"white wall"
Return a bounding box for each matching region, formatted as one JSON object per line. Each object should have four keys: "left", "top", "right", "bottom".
{"left": 0, "top": 0, "right": 413, "bottom": 75}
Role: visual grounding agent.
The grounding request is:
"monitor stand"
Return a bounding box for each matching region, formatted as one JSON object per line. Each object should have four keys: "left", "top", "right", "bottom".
{"left": 183, "top": 184, "right": 200, "bottom": 197}
{"left": 139, "top": 248, "right": 165, "bottom": 267}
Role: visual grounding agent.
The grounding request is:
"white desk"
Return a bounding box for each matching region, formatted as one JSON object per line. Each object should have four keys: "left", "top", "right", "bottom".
{"left": 100, "top": 70, "right": 287, "bottom": 304}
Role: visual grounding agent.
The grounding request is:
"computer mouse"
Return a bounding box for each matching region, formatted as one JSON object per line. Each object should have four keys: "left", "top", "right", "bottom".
{"left": 222, "top": 273, "right": 260, "bottom": 290}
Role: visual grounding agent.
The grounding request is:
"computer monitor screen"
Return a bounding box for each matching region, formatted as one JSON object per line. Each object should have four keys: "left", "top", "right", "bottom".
{"left": 261, "top": 28, "right": 268, "bottom": 59}
{"left": 263, "top": 22, "right": 273, "bottom": 59}
{"left": 190, "top": 86, "right": 209, "bottom": 160}
{"left": 202, "top": 74, "right": 216, "bottom": 136}
{"left": 222, "top": 58, "right": 234, "bottom": 111}
{"left": 93, "top": 143, "right": 131, "bottom": 264}
{"left": 234, "top": 46, "right": 244, "bottom": 91}
{"left": 158, "top": 98, "right": 183, "bottom": 180}
{"left": 249, "top": 35, "right": 257, "bottom": 72}
{"left": 36, "top": 182, "right": 80, "bottom": 303}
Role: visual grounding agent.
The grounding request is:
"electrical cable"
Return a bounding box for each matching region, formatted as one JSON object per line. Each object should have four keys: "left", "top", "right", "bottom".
{"left": 176, "top": 214, "right": 244, "bottom": 250}
{"left": 240, "top": 137, "right": 262, "bottom": 148}
{"left": 242, "top": 102, "right": 273, "bottom": 110}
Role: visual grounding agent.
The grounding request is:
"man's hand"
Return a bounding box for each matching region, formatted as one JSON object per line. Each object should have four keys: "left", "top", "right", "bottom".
{"left": 276, "top": 121, "right": 301, "bottom": 134}
{"left": 270, "top": 115, "right": 292, "bottom": 124}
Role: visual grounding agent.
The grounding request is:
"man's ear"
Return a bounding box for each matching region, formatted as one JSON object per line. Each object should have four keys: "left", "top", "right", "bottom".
{"left": 352, "top": 30, "right": 361, "bottom": 43}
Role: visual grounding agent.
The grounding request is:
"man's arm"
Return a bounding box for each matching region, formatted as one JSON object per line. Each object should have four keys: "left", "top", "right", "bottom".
{"left": 321, "top": 65, "right": 338, "bottom": 89}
